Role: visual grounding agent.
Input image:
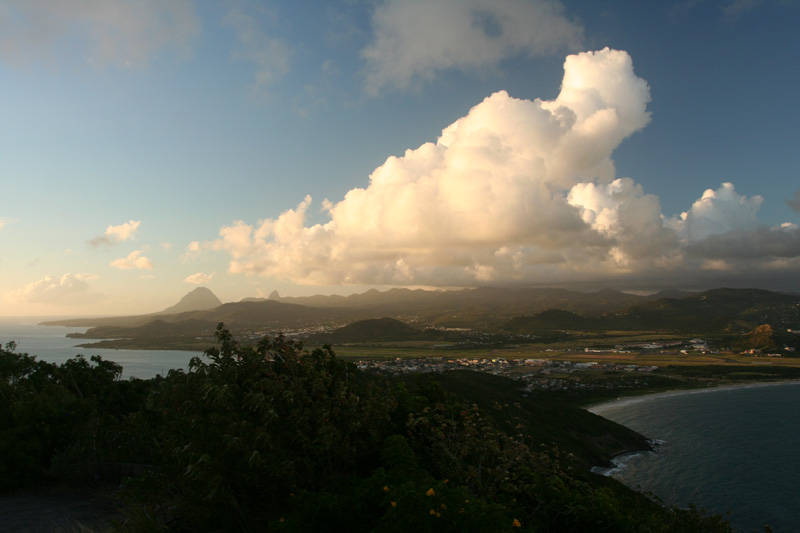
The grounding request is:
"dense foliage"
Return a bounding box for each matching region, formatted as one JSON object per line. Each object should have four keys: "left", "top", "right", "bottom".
{"left": 0, "top": 341, "right": 151, "bottom": 491}
{"left": 0, "top": 328, "right": 732, "bottom": 531}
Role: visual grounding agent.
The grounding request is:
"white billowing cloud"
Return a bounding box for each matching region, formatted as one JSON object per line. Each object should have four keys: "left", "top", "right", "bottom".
{"left": 224, "top": 4, "right": 290, "bottom": 99}
{"left": 183, "top": 272, "right": 215, "bottom": 285}
{"left": 667, "top": 183, "right": 762, "bottom": 242}
{"left": 12, "top": 273, "right": 104, "bottom": 305}
{"left": 208, "top": 48, "right": 800, "bottom": 288}
{"left": 105, "top": 220, "right": 141, "bottom": 241}
{"left": 668, "top": 187, "right": 800, "bottom": 273}
{"left": 184, "top": 272, "right": 214, "bottom": 285}
{"left": 210, "top": 48, "right": 664, "bottom": 286}
{"left": 89, "top": 220, "right": 141, "bottom": 246}
{"left": 567, "top": 178, "right": 678, "bottom": 265}
{"left": 0, "top": 217, "right": 11, "bottom": 230}
{"left": 363, "top": 0, "right": 583, "bottom": 95}
{"left": 0, "top": 0, "right": 200, "bottom": 68}
{"left": 110, "top": 250, "right": 153, "bottom": 270}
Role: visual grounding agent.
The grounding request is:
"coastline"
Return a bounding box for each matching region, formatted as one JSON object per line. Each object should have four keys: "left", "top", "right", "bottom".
{"left": 587, "top": 379, "right": 800, "bottom": 479}
{"left": 585, "top": 378, "right": 800, "bottom": 416}
{"left": 586, "top": 379, "right": 800, "bottom": 474}
{"left": 584, "top": 379, "right": 800, "bottom": 531}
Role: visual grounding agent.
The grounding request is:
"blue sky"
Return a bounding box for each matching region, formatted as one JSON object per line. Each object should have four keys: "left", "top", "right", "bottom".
{"left": 1, "top": 0, "right": 799, "bottom": 316}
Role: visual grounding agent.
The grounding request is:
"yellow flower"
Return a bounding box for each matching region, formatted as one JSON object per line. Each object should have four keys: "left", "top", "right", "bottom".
{"left": 383, "top": 485, "right": 389, "bottom": 493}
{"left": 429, "top": 509, "right": 436, "bottom": 515}
{"left": 391, "top": 501, "right": 397, "bottom": 507}
{"left": 426, "top": 488, "right": 435, "bottom": 496}
{"left": 440, "top": 504, "right": 446, "bottom": 510}
{"left": 512, "top": 518, "right": 522, "bottom": 527}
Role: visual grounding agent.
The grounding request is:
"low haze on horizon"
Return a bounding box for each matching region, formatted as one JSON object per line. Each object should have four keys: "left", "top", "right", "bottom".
{"left": 2, "top": 0, "right": 799, "bottom": 317}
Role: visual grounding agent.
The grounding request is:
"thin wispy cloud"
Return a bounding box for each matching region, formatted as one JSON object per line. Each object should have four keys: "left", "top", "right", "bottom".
{"left": 224, "top": 3, "right": 291, "bottom": 100}
{"left": 672, "top": 0, "right": 795, "bottom": 23}
{"left": 12, "top": 273, "right": 105, "bottom": 305}
{"left": 0, "top": 0, "right": 200, "bottom": 69}
{"left": 787, "top": 190, "right": 800, "bottom": 213}
{"left": 724, "top": 0, "right": 765, "bottom": 18}
{"left": 362, "top": 0, "right": 583, "bottom": 95}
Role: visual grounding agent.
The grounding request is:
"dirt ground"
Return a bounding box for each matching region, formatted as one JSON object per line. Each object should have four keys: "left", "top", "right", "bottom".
{"left": 0, "top": 485, "right": 124, "bottom": 532}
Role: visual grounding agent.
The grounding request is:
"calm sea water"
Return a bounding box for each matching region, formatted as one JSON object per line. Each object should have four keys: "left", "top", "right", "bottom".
{"left": 590, "top": 382, "right": 800, "bottom": 532}
{"left": 0, "top": 317, "right": 203, "bottom": 379}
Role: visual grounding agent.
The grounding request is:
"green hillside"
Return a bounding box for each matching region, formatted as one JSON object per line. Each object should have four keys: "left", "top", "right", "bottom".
{"left": 309, "top": 317, "right": 440, "bottom": 343}
{"left": 503, "top": 309, "right": 603, "bottom": 333}
{"left": 406, "top": 370, "right": 649, "bottom": 468}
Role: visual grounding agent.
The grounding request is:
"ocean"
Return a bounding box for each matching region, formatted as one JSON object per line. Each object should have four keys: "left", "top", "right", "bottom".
{"left": 0, "top": 317, "right": 202, "bottom": 379}
{"left": 590, "top": 382, "right": 800, "bottom": 532}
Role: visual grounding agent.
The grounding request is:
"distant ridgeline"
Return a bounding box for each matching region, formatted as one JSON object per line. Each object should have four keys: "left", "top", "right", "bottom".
{"left": 41, "top": 286, "right": 800, "bottom": 354}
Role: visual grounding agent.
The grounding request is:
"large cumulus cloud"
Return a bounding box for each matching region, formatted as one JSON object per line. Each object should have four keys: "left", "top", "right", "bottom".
{"left": 208, "top": 48, "right": 800, "bottom": 289}
{"left": 667, "top": 182, "right": 762, "bottom": 242}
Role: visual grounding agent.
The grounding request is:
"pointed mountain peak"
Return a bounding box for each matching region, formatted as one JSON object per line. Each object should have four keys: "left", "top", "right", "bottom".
{"left": 161, "top": 287, "right": 223, "bottom": 314}
{"left": 268, "top": 290, "right": 281, "bottom": 301}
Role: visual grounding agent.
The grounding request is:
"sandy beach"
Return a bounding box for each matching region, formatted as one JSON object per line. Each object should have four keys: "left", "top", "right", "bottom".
{"left": 586, "top": 379, "right": 800, "bottom": 416}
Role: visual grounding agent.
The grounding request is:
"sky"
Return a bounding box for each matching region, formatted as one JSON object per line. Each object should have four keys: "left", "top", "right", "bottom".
{"left": 1, "top": 0, "right": 799, "bottom": 317}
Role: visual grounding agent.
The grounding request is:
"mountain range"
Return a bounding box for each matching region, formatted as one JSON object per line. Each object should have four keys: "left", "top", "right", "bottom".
{"left": 43, "top": 286, "right": 680, "bottom": 330}
{"left": 42, "top": 285, "right": 800, "bottom": 350}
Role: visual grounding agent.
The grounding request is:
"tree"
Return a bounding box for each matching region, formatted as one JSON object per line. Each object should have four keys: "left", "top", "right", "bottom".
{"left": 136, "top": 323, "right": 394, "bottom": 530}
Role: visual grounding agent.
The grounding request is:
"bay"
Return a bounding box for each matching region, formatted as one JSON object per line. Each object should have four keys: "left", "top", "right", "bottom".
{"left": 0, "top": 317, "right": 203, "bottom": 379}
{"left": 590, "top": 382, "right": 800, "bottom": 532}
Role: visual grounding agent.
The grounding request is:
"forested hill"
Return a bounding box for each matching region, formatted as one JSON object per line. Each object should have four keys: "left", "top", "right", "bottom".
{"left": 307, "top": 317, "right": 438, "bottom": 343}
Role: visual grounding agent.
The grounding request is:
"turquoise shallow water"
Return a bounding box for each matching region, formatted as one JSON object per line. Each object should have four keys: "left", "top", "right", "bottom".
{"left": 0, "top": 317, "right": 202, "bottom": 379}
{"left": 590, "top": 382, "right": 800, "bottom": 532}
